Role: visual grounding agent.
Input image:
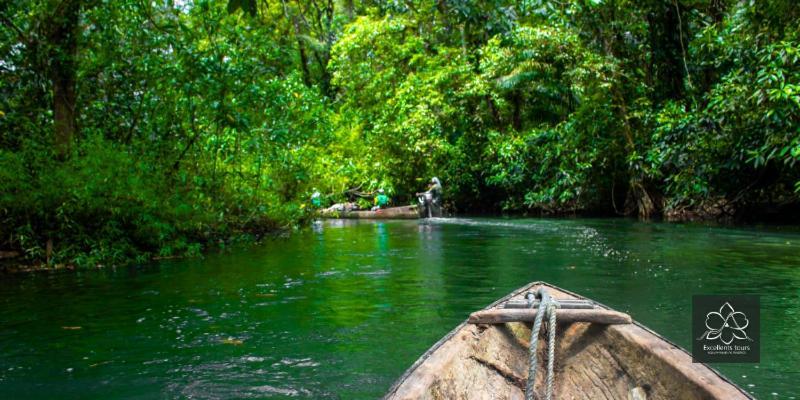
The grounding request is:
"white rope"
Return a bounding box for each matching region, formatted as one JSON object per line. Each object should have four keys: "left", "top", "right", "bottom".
{"left": 545, "top": 301, "right": 557, "bottom": 400}
{"left": 524, "top": 289, "right": 559, "bottom": 400}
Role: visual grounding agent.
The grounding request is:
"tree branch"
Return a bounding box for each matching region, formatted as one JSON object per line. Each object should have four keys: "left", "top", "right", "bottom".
{"left": 0, "top": 11, "right": 30, "bottom": 44}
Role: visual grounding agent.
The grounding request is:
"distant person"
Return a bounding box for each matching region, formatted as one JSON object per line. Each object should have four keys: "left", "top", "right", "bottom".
{"left": 310, "top": 189, "right": 322, "bottom": 208}
{"left": 416, "top": 177, "right": 443, "bottom": 217}
{"left": 372, "top": 188, "right": 390, "bottom": 211}
{"left": 427, "top": 177, "right": 442, "bottom": 202}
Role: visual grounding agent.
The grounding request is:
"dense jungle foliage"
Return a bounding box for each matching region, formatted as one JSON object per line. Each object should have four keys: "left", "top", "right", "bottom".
{"left": 1, "top": 0, "right": 798, "bottom": 267}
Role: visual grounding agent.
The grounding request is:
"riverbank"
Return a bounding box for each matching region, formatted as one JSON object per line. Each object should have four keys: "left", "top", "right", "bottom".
{"left": 0, "top": 135, "right": 314, "bottom": 271}
{"left": 468, "top": 197, "right": 800, "bottom": 225}
{"left": 0, "top": 227, "right": 296, "bottom": 274}
{"left": 6, "top": 205, "right": 800, "bottom": 275}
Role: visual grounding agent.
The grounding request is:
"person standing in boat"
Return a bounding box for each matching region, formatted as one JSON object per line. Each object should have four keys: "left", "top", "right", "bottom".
{"left": 372, "top": 188, "right": 390, "bottom": 211}
{"left": 416, "top": 177, "right": 443, "bottom": 217}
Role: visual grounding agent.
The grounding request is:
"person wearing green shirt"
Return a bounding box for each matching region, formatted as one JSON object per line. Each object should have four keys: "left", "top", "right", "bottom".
{"left": 310, "top": 189, "right": 322, "bottom": 208}
{"left": 372, "top": 188, "right": 390, "bottom": 211}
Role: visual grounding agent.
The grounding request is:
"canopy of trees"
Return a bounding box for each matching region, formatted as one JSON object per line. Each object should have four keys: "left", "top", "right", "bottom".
{"left": 1, "top": 0, "right": 798, "bottom": 267}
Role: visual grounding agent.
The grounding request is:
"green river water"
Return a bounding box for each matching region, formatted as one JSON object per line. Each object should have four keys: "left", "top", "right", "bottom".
{"left": 1, "top": 218, "right": 799, "bottom": 399}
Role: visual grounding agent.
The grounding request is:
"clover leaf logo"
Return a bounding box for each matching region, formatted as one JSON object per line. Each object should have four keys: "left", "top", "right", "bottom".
{"left": 697, "top": 302, "right": 752, "bottom": 345}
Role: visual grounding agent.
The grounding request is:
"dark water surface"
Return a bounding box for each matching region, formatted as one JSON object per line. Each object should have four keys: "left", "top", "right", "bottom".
{"left": 1, "top": 218, "right": 799, "bottom": 399}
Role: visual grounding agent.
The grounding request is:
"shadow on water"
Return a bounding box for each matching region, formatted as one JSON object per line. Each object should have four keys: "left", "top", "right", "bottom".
{"left": 0, "top": 217, "right": 798, "bottom": 399}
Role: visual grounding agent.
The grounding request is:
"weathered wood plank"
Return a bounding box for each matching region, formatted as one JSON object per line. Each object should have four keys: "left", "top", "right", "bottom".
{"left": 468, "top": 308, "right": 632, "bottom": 325}
{"left": 504, "top": 299, "right": 595, "bottom": 309}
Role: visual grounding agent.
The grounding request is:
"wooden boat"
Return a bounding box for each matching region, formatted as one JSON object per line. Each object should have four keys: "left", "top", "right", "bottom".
{"left": 319, "top": 205, "right": 419, "bottom": 219}
{"left": 384, "top": 281, "right": 751, "bottom": 400}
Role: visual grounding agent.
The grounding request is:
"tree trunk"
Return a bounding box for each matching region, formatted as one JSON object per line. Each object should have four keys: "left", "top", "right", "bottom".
{"left": 646, "top": 1, "right": 686, "bottom": 102}
{"left": 280, "top": 0, "right": 312, "bottom": 87}
{"left": 627, "top": 179, "right": 657, "bottom": 219}
{"left": 52, "top": 67, "right": 77, "bottom": 158}
{"left": 511, "top": 91, "right": 522, "bottom": 131}
{"left": 296, "top": 34, "right": 312, "bottom": 86}
{"left": 49, "top": 0, "right": 81, "bottom": 159}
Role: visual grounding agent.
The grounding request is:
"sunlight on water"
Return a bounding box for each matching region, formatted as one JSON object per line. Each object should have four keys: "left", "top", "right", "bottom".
{"left": 0, "top": 218, "right": 798, "bottom": 399}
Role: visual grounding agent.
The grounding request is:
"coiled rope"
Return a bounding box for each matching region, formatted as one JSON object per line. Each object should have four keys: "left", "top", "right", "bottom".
{"left": 524, "top": 288, "right": 559, "bottom": 400}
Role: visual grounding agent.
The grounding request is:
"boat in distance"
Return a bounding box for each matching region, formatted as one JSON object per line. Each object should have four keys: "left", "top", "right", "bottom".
{"left": 319, "top": 205, "right": 420, "bottom": 219}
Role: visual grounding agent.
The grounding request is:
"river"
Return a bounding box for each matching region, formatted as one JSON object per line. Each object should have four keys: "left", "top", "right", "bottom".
{"left": 1, "top": 218, "right": 798, "bottom": 399}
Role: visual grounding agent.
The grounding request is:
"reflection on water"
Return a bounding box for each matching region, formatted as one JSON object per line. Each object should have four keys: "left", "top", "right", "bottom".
{"left": 0, "top": 218, "right": 799, "bottom": 399}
